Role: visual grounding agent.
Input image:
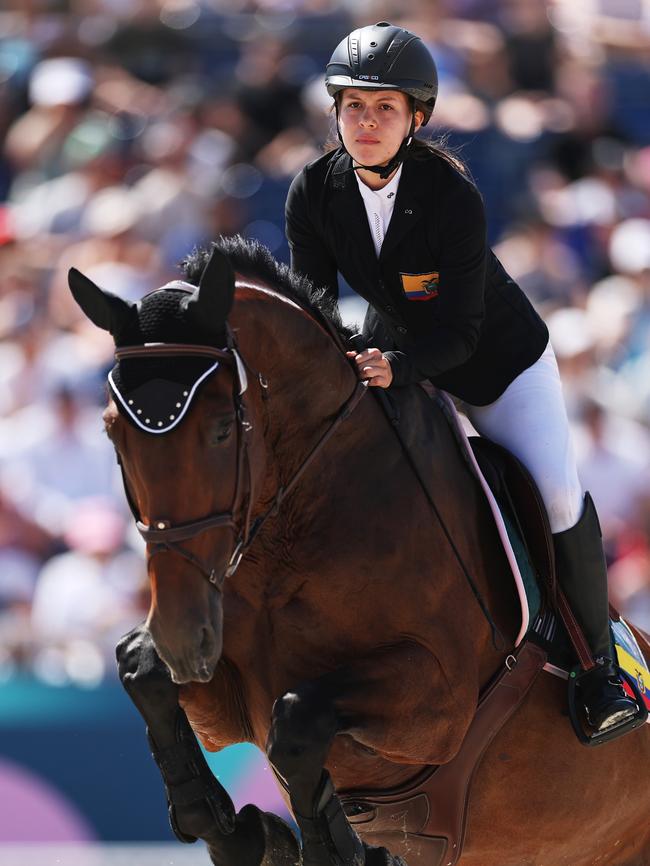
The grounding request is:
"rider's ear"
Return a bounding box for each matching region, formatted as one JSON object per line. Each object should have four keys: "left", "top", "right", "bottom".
{"left": 184, "top": 246, "right": 235, "bottom": 335}
{"left": 68, "top": 267, "right": 137, "bottom": 335}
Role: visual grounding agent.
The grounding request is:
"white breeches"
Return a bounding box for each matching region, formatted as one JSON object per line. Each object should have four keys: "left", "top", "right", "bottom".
{"left": 462, "top": 341, "right": 583, "bottom": 533}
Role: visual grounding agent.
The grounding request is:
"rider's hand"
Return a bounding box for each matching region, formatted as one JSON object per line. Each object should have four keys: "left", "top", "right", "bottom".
{"left": 346, "top": 348, "right": 393, "bottom": 388}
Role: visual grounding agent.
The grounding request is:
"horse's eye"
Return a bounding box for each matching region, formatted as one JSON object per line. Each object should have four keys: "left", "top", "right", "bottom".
{"left": 211, "top": 418, "right": 234, "bottom": 445}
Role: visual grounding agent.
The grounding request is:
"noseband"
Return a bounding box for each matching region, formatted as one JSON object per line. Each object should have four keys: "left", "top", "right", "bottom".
{"left": 114, "top": 332, "right": 368, "bottom": 590}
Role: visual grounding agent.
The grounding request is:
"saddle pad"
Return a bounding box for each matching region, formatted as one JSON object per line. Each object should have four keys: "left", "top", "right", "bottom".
{"left": 435, "top": 391, "right": 532, "bottom": 646}
{"left": 612, "top": 619, "right": 650, "bottom": 713}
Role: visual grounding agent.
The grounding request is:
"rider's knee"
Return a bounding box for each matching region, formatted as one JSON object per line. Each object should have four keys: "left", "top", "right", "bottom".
{"left": 546, "top": 486, "right": 583, "bottom": 534}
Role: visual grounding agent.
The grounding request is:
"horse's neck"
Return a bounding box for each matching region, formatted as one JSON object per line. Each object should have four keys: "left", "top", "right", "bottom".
{"left": 233, "top": 287, "right": 364, "bottom": 473}
{"left": 230, "top": 291, "right": 515, "bottom": 684}
{"left": 230, "top": 287, "right": 386, "bottom": 562}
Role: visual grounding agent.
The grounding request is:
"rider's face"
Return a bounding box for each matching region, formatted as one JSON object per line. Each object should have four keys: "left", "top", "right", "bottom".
{"left": 337, "top": 89, "right": 421, "bottom": 168}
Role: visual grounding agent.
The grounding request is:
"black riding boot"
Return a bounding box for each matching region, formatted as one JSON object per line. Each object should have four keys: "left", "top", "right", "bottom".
{"left": 552, "top": 492, "right": 639, "bottom": 731}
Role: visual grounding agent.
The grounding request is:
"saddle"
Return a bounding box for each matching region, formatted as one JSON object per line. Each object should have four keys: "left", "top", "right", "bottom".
{"left": 467, "top": 433, "right": 593, "bottom": 668}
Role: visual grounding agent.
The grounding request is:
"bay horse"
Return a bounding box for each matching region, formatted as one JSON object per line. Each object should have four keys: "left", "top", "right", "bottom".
{"left": 68, "top": 237, "right": 650, "bottom": 866}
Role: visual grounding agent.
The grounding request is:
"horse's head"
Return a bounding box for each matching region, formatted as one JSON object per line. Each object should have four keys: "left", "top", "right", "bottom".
{"left": 68, "top": 248, "right": 265, "bottom": 684}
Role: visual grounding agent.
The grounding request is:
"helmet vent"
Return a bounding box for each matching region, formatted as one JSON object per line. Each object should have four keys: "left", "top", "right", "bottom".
{"left": 350, "top": 37, "right": 359, "bottom": 65}
{"left": 368, "top": 53, "right": 375, "bottom": 60}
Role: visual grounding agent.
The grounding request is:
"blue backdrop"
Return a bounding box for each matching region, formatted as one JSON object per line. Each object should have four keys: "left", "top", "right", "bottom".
{"left": 0, "top": 678, "right": 291, "bottom": 842}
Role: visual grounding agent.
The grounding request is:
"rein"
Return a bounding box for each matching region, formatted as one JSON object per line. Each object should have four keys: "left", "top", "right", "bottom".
{"left": 115, "top": 333, "right": 368, "bottom": 588}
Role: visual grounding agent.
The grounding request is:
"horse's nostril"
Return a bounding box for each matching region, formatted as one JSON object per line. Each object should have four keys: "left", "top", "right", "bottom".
{"left": 199, "top": 626, "right": 215, "bottom": 660}
{"left": 194, "top": 627, "right": 219, "bottom": 681}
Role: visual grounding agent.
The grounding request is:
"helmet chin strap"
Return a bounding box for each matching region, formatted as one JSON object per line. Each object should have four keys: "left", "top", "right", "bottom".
{"left": 335, "top": 114, "right": 416, "bottom": 180}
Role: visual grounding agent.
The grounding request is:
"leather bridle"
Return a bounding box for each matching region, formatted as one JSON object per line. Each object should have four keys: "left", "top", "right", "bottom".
{"left": 114, "top": 331, "right": 368, "bottom": 590}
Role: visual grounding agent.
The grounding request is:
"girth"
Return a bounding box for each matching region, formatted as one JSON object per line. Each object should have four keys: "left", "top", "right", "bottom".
{"left": 339, "top": 640, "right": 547, "bottom": 866}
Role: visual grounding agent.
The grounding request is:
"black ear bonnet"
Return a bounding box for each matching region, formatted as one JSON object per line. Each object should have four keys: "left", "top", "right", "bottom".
{"left": 107, "top": 282, "right": 230, "bottom": 434}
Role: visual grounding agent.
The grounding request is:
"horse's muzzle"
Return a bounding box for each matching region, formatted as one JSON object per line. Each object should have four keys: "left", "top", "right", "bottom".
{"left": 170, "top": 662, "right": 215, "bottom": 685}
{"left": 152, "top": 623, "right": 222, "bottom": 685}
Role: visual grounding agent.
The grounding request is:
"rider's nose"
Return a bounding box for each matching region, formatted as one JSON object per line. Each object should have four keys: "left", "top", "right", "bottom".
{"left": 359, "top": 109, "right": 377, "bottom": 127}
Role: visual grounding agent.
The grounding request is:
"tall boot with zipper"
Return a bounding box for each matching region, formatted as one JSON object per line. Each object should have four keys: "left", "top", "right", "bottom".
{"left": 552, "top": 492, "right": 639, "bottom": 732}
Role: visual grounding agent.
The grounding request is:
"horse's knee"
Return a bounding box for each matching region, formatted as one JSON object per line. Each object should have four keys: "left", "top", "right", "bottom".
{"left": 266, "top": 686, "right": 339, "bottom": 780}
{"left": 116, "top": 624, "right": 178, "bottom": 712}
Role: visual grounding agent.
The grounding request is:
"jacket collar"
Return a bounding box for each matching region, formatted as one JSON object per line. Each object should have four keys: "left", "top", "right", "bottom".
{"left": 327, "top": 149, "right": 426, "bottom": 262}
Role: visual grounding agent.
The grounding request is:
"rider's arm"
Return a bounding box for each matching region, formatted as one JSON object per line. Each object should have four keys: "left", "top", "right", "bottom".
{"left": 286, "top": 169, "right": 339, "bottom": 300}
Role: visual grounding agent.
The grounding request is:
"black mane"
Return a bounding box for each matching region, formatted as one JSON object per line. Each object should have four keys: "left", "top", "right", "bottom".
{"left": 180, "top": 236, "right": 355, "bottom": 344}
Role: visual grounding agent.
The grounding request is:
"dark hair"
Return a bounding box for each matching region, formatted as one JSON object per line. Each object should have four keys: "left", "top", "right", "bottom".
{"left": 325, "top": 93, "right": 471, "bottom": 179}
{"left": 409, "top": 133, "right": 470, "bottom": 178}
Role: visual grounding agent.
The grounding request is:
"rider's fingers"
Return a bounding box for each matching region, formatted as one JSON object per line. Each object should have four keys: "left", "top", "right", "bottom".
{"left": 360, "top": 363, "right": 387, "bottom": 377}
{"left": 359, "top": 355, "right": 389, "bottom": 370}
{"left": 354, "top": 348, "right": 383, "bottom": 364}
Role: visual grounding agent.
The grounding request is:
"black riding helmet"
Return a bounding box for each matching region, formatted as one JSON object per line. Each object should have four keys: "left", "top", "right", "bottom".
{"left": 326, "top": 22, "right": 438, "bottom": 179}
{"left": 326, "top": 21, "right": 438, "bottom": 121}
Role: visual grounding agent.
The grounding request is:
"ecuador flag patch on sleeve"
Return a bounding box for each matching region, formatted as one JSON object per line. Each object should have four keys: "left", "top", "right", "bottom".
{"left": 400, "top": 271, "right": 439, "bottom": 301}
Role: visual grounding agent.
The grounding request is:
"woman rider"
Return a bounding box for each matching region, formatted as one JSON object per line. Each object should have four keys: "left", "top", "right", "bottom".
{"left": 285, "top": 21, "right": 639, "bottom": 734}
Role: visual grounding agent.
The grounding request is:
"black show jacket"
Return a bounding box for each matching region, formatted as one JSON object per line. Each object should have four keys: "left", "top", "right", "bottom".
{"left": 285, "top": 147, "right": 549, "bottom": 406}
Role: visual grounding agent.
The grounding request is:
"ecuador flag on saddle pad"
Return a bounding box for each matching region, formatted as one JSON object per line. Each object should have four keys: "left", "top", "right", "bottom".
{"left": 613, "top": 618, "right": 650, "bottom": 713}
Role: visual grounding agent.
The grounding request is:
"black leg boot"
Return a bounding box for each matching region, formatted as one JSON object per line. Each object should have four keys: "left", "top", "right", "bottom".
{"left": 552, "top": 492, "right": 639, "bottom": 732}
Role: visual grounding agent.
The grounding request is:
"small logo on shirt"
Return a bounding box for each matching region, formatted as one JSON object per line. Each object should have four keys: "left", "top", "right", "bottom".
{"left": 387, "top": 192, "right": 395, "bottom": 198}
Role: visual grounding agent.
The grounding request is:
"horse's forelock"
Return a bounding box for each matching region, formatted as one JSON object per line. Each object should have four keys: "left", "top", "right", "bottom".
{"left": 180, "top": 247, "right": 209, "bottom": 286}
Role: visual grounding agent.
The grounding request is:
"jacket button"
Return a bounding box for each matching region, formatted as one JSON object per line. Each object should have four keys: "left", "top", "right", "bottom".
{"left": 386, "top": 305, "right": 394, "bottom": 314}
{"left": 396, "top": 325, "right": 407, "bottom": 335}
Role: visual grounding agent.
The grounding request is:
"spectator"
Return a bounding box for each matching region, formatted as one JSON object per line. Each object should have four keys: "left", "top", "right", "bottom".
{"left": 30, "top": 499, "right": 147, "bottom": 686}
{"left": 0, "top": 1, "right": 650, "bottom": 684}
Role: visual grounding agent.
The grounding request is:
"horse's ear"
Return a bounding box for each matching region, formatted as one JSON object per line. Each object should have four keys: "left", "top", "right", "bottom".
{"left": 184, "top": 247, "right": 235, "bottom": 334}
{"left": 68, "top": 268, "right": 136, "bottom": 335}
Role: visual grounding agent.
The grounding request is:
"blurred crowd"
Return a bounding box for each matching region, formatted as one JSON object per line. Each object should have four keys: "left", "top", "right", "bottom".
{"left": 1, "top": 0, "right": 650, "bottom": 686}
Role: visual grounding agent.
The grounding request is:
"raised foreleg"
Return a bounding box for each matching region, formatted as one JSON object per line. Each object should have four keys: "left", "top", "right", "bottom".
{"left": 266, "top": 640, "right": 470, "bottom": 866}
{"left": 116, "top": 624, "right": 300, "bottom": 866}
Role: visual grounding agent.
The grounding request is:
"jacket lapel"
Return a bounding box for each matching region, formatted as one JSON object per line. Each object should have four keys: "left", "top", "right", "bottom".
{"left": 379, "top": 158, "right": 424, "bottom": 262}
{"left": 327, "top": 151, "right": 380, "bottom": 278}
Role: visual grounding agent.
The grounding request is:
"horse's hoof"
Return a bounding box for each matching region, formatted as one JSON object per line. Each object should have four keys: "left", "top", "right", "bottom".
{"left": 363, "top": 845, "right": 408, "bottom": 866}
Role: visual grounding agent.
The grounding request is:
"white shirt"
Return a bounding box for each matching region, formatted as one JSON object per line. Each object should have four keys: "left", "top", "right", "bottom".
{"left": 355, "top": 164, "right": 403, "bottom": 257}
